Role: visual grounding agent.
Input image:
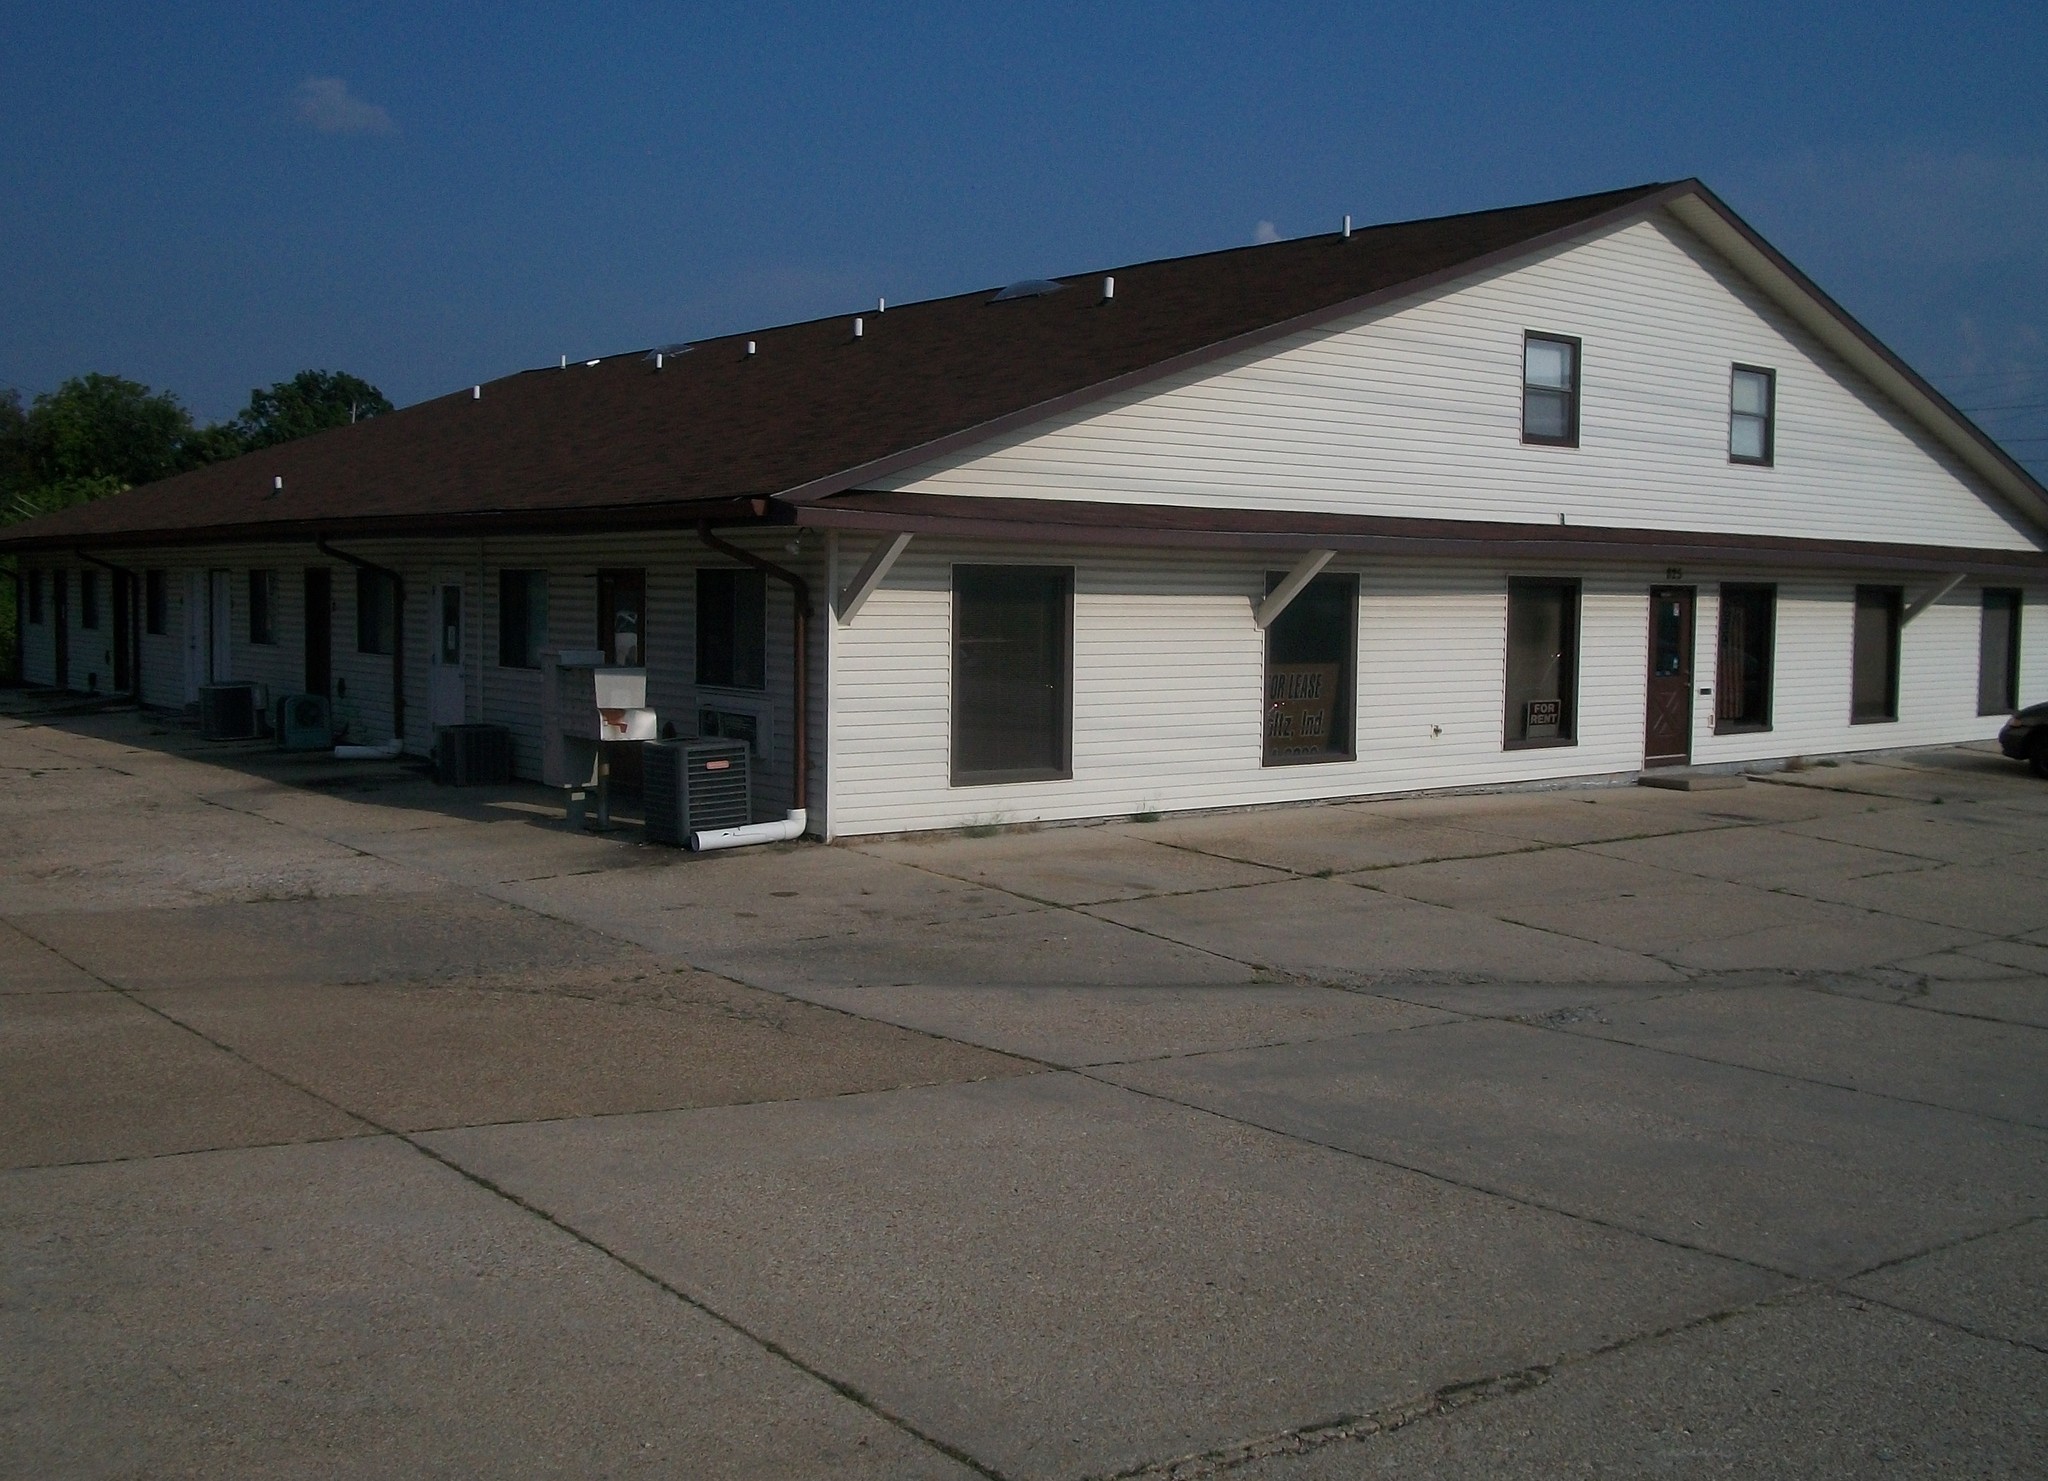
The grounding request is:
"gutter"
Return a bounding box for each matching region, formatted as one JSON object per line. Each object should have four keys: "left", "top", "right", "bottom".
{"left": 315, "top": 538, "right": 406, "bottom": 744}
{"left": 696, "top": 522, "right": 811, "bottom": 847}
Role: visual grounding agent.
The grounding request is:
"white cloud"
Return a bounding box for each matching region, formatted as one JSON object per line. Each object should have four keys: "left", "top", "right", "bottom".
{"left": 1254, "top": 220, "right": 1281, "bottom": 244}
{"left": 294, "top": 77, "right": 397, "bottom": 137}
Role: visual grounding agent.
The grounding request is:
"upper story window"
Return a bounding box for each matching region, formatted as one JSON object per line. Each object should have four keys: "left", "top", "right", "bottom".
{"left": 1522, "top": 333, "right": 1580, "bottom": 446}
{"left": 1730, "top": 365, "right": 1776, "bottom": 465}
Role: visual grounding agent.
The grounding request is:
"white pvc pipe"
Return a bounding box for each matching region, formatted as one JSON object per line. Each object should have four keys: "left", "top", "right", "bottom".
{"left": 334, "top": 738, "right": 404, "bottom": 760}
{"left": 689, "top": 809, "right": 807, "bottom": 852}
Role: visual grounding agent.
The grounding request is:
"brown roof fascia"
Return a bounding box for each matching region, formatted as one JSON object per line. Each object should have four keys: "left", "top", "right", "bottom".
{"left": 768, "top": 182, "right": 1691, "bottom": 507}
{"left": 0, "top": 497, "right": 777, "bottom": 554}
{"left": 1669, "top": 183, "right": 2048, "bottom": 524}
{"left": 796, "top": 491, "right": 2048, "bottom": 577}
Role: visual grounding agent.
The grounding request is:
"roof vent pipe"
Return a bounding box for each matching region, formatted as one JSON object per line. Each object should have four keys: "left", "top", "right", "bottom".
{"left": 1343, "top": 215, "right": 1352, "bottom": 239}
{"left": 853, "top": 317, "right": 864, "bottom": 339}
{"left": 1102, "top": 275, "right": 1115, "bottom": 301}
{"left": 655, "top": 353, "right": 663, "bottom": 370}
{"left": 560, "top": 355, "right": 567, "bottom": 369}
{"left": 746, "top": 340, "right": 757, "bottom": 357}
{"left": 472, "top": 385, "right": 481, "bottom": 398}
{"left": 272, "top": 476, "right": 284, "bottom": 495}
{"left": 877, "top": 297, "right": 886, "bottom": 313}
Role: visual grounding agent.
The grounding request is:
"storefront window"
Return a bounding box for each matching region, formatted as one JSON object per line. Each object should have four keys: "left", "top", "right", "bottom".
{"left": 1263, "top": 572, "right": 1356, "bottom": 764}
{"left": 1715, "top": 585, "right": 1775, "bottom": 732}
{"left": 952, "top": 565, "right": 1071, "bottom": 784}
{"left": 1504, "top": 579, "right": 1580, "bottom": 746}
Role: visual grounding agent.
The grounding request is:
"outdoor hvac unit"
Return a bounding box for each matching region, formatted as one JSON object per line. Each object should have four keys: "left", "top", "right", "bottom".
{"left": 643, "top": 738, "right": 751, "bottom": 847}
{"left": 275, "top": 693, "right": 333, "bottom": 752}
{"left": 198, "top": 683, "right": 260, "bottom": 741}
{"left": 435, "top": 723, "right": 513, "bottom": 786}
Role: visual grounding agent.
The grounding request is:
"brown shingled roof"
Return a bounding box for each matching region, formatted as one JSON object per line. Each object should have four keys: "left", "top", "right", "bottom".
{"left": 4, "top": 183, "right": 1678, "bottom": 550}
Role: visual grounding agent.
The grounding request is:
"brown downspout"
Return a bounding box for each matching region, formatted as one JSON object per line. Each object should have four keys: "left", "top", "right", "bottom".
{"left": 315, "top": 538, "right": 406, "bottom": 743}
{"left": 698, "top": 522, "right": 809, "bottom": 813}
{"left": 76, "top": 550, "right": 140, "bottom": 700}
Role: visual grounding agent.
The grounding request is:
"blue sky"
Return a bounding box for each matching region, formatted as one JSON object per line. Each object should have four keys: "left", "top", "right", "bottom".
{"left": 3, "top": 3, "right": 2045, "bottom": 476}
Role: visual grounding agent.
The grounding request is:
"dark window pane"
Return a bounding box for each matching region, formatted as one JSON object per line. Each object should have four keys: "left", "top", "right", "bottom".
{"left": 144, "top": 570, "right": 165, "bottom": 634}
{"left": 1715, "top": 585, "right": 1775, "bottom": 731}
{"left": 953, "top": 565, "right": 1071, "bottom": 783}
{"left": 80, "top": 571, "right": 99, "bottom": 629}
{"left": 597, "top": 570, "right": 645, "bottom": 667}
{"left": 249, "top": 569, "right": 275, "bottom": 645}
{"left": 1505, "top": 579, "right": 1579, "bottom": 744}
{"left": 696, "top": 568, "right": 766, "bottom": 689}
{"left": 356, "top": 569, "right": 395, "bottom": 655}
{"left": 28, "top": 569, "right": 42, "bottom": 624}
{"left": 1851, "top": 585, "right": 1901, "bottom": 723}
{"left": 1264, "top": 572, "right": 1355, "bottom": 763}
{"left": 498, "top": 570, "right": 549, "bottom": 668}
{"left": 1979, "top": 589, "right": 2022, "bottom": 716}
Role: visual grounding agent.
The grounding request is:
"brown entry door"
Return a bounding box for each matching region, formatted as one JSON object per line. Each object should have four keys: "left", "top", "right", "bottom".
{"left": 1644, "top": 585, "right": 1695, "bottom": 767}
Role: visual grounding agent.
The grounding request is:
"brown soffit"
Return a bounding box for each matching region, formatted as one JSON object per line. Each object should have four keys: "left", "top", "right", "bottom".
{"left": 794, "top": 491, "right": 2048, "bottom": 578}
{"left": 769, "top": 181, "right": 1702, "bottom": 507}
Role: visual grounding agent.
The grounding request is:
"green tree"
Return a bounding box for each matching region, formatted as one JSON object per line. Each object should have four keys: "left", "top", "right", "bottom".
{"left": 235, "top": 369, "right": 392, "bottom": 450}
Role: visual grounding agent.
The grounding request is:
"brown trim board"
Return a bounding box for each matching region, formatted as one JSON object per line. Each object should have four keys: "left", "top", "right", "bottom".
{"left": 796, "top": 492, "right": 2048, "bottom": 577}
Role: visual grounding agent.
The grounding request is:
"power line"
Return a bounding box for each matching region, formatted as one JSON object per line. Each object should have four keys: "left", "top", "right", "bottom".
{"left": 1960, "top": 400, "right": 2048, "bottom": 414}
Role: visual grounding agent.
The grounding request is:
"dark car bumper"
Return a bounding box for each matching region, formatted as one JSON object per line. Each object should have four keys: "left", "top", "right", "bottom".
{"left": 1999, "top": 720, "right": 2039, "bottom": 759}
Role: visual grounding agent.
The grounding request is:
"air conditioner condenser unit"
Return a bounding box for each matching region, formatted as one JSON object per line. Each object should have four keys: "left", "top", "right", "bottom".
{"left": 643, "top": 738, "right": 751, "bottom": 847}
{"left": 275, "top": 693, "right": 333, "bottom": 751}
{"left": 198, "top": 683, "right": 260, "bottom": 741}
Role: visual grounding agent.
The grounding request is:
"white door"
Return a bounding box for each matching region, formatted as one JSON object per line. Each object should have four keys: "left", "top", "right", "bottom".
{"left": 428, "top": 579, "right": 466, "bottom": 727}
{"left": 207, "top": 570, "right": 232, "bottom": 683}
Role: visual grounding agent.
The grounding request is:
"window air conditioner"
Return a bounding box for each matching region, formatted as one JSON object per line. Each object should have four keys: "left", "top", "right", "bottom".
{"left": 198, "top": 683, "right": 260, "bottom": 741}
{"left": 275, "top": 693, "right": 333, "bottom": 752}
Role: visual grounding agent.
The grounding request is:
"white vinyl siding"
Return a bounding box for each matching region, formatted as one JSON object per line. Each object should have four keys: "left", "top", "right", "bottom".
{"left": 824, "top": 540, "right": 2029, "bottom": 838}
{"left": 874, "top": 214, "right": 2040, "bottom": 553}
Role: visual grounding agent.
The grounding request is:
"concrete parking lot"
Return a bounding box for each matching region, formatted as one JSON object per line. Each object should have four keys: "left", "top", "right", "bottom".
{"left": 2, "top": 692, "right": 2044, "bottom": 1478}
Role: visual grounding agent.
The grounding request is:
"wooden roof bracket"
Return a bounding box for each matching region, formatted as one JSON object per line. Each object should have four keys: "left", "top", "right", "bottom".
{"left": 1903, "top": 571, "right": 1968, "bottom": 625}
{"left": 1253, "top": 549, "right": 1336, "bottom": 629}
{"left": 835, "top": 532, "right": 913, "bottom": 625}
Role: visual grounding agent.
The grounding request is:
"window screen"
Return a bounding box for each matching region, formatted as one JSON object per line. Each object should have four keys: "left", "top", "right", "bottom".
{"left": 249, "top": 569, "right": 277, "bottom": 645}
{"left": 1979, "top": 589, "right": 2022, "bottom": 716}
{"left": 1264, "top": 572, "right": 1356, "bottom": 764}
{"left": 1851, "top": 585, "right": 1902, "bottom": 723}
{"left": 952, "top": 565, "right": 1071, "bottom": 784}
{"left": 1522, "top": 333, "right": 1580, "bottom": 445}
{"left": 498, "top": 570, "right": 549, "bottom": 668}
{"left": 1715, "top": 585, "right": 1776, "bottom": 732}
{"left": 356, "top": 568, "right": 396, "bottom": 656}
{"left": 696, "top": 567, "right": 766, "bottom": 689}
{"left": 1730, "top": 366, "right": 1775, "bottom": 464}
{"left": 1504, "top": 579, "right": 1580, "bottom": 745}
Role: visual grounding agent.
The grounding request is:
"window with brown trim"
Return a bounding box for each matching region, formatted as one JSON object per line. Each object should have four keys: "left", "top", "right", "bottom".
{"left": 952, "top": 564, "right": 1072, "bottom": 785}
{"left": 498, "top": 570, "right": 549, "bottom": 668}
{"left": 1979, "top": 588, "right": 2022, "bottom": 716}
{"left": 1730, "top": 365, "right": 1775, "bottom": 465}
{"left": 1522, "top": 333, "right": 1580, "bottom": 446}
{"left": 1851, "top": 585, "right": 1902, "bottom": 724}
{"left": 1715, "top": 584, "right": 1775, "bottom": 733}
{"left": 696, "top": 567, "right": 766, "bottom": 690}
{"left": 1263, "top": 572, "right": 1356, "bottom": 765}
{"left": 1504, "top": 579, "right": 1580, "bottom": 746}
